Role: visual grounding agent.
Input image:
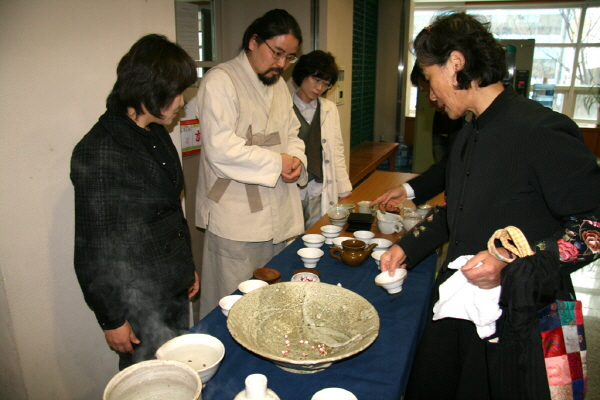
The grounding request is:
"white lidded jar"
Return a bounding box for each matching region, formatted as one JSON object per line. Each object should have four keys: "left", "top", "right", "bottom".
{"left": 234, "top": 374, "right": 280, "bottom": 400}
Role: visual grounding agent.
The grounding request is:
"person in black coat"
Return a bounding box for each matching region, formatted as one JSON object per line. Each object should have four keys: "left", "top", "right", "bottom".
{"left": 380, "top": 12, "right": 600, "bottom": 399}
{"left": 70, "top": 34, "right": 199, "bottom": 370}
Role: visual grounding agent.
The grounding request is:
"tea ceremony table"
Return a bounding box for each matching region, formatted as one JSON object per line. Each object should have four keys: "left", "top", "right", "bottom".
{"left": 189, "top": 171, "right": 442, "bottom": 399}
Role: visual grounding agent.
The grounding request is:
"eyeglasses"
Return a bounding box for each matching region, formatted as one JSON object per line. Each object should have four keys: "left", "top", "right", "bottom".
{"left": 310, "top": 75, "right": 333, "bottom": 90}
{"left": 261, "top": 38, "right": 298, "bottom": 64}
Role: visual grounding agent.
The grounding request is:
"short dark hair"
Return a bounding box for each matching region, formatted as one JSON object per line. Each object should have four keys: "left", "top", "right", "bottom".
{"left": 106, "top": 34, "right": 197, "bottom": 118}
{"left": 410, "top": 62, "right": 425, "bottom": 87}
{"left": 241, "top": 9, "right": 302, "bottom": 51}
{"left": 413, "top": 11, "right": 506, "bottom": 90}
{"left": 292, "top": 50, "right": 339, "bottom": 89}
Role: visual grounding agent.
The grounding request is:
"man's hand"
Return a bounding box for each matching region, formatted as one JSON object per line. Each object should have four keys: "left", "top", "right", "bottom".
{"left": 371, "top": 186, "right": 407, "bottom": 212}
{"left": 282, "top": 157, "right": 302, "bottom": 183}
{"left": 104, "top": 321, "right": 140, "bottom": 354}
{"left": 281, "top": 153, "right": 294, "bottom": 174}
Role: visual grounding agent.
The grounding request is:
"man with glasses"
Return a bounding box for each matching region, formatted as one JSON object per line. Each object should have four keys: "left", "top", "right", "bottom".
{"left": 194, "top": 9, "right": 307, "bottom": 318}
{"left": 291, "top": 50, "right": 352, "bottom": 229}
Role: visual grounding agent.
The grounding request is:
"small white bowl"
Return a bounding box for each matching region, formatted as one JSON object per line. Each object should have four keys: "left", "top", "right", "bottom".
{"left": 155, "top": 333, "right": 225, "bottom": 386}
{"left": 375, "top": 268, "right": 407, "bottom": 295}
{"left": 238, "top": 279, "right": 268, "bottom": 294}
{"left": 219, "top": 294, "right": 242, "bottom": 316}
{"left": 297, "top": 247, "right": 324, "bottom": 268}
{"left": 369, "top": 238, "right": 393, "bottom": 252}
{"left": 320, "top": 225, "right": 343, "bottom": 244}
{"left": 354, "top": 230, "right": 375, "bottom": 241}
{"left": 328, "top": 206, "right": 349, "bottom": 220}
{"left": 312, "top": 388, "right": 358, "bottom": 400}
{"left": 329, "top": 216, "right": 348, "bottom": 227}
{"left": 302, "top": 234, "right": 326, "bottom": 248}
{"left": 371, "top": 250, "right": 385, "bottom": 269}
{"left": 291, "top": 271, "right": 320, "bottom": 282}
{"left": 332, "top": 236, "right": 354, "bottom": 247}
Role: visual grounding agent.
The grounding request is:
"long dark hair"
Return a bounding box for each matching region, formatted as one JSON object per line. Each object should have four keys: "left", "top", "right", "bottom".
{"left": 413, "top": 11, "right": 506, "bottom": 89}
{"left": 292, "top": 50, "right": 339, "bottom": 88}
{"left": 241, "top": 9, "right": 302, "bottom": 51}
{"left": 106, "top": 34, "right": 197, "bottom": 118}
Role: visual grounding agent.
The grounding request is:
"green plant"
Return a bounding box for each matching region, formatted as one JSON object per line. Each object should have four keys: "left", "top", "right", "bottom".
{"left": 583, "top": 83, "right": 600, "bottom": 114}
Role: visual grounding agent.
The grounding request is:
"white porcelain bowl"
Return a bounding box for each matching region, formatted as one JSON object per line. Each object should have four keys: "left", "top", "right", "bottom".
{"left": 312, "top": 387, "right": 358, "bottom": 400}
{"left": 219, "top": 294, "right": 243, "bottom": 316}
{"left": 329, "top": 216, "right": 349, "bottom": 227}
{"left": 353, "top": 230, "right": 375, "bottom": 241}
{"left": 375, "top": 269, "right": 408, "bottom": 295}
{"left": 238, "top": 279, "right": 268, "bottom": 294}
{"left": 155, "top": 333, "right": 225, "bottom": 386}
{"left": 369, "top": 238, "right": 393, "bottom": 252}
{"left": 320, "top": 225, "right": 343, "bottom": 244}
{"left": 328, "top": 206, "right": 349, "bottom": 220}
{"left": 103, "top": 360, "right": 201, "bottom": 400}
{"left": 297, "top": 247, "right": 324, "bottom": 268}
{"left": 302, "top": 234, "right": 326, "bottom": 248}
{"left": 331, "top": 236, "right": 354, "bottom": 247}
{"left": 371, "top": 250, "right": 385, "bottom": 269}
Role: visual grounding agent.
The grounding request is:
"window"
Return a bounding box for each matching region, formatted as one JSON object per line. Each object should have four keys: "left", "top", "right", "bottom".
{"left": 410, "top": 3, "right": 600, "bottom": 125}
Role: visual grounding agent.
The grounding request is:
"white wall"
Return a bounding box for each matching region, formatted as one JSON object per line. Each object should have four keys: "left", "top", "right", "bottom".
{"left": 0, "top": 1, "right": 178, "bottom": 398}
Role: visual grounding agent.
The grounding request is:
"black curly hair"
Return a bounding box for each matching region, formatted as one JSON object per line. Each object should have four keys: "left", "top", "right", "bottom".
{"left": 413, "top": 11, "right": 506, "bottom": 89}
{"left": 292, "top": 50, "right": 339, "bottom": 89}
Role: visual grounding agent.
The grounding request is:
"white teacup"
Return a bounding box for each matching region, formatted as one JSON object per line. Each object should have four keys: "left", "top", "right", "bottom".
{"left": 219, "top": 294, "right": 242, "bottom": 316}
{"left": 357, "top": 200, "right": 373, "bottom": 214}
{"left": 375, "top": 268, "right": 407, "bottom": 295}
{"left": 371, "top": 250, "right": 385, "bottom": 269}
{"left": 297, "top": 247, "right": 324, "bottom": 268}
{"left": 377, "top": 219, "right": 403, "bottom": 234}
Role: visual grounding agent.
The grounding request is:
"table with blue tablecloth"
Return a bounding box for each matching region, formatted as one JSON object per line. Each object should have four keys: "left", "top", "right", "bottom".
{"left": 189, "top": 237, "right": 437, "bottom": 400}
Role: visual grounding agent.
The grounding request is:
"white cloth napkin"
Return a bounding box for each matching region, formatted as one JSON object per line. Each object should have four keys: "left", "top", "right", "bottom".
{"left": 432, "top": 255, "right": 502, "bottom": 339}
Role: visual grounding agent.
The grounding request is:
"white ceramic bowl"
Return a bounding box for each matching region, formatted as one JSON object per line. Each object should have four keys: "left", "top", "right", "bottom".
{"left": 353, "top": 230, "right": 375, "bottom": 241}
{"left": 155, "top": 334, "right": 225, "bottom": 386}
{"left": 312, "top": 387, "right": 358, "bottom": 400}
{"left": 320, "top": 225, "right": 343, "bottom": 244}
{"left": 331, "top": 236, "right": 354, "bottom": 247}
{"left": 297, "top": 247, "right": 324, "bottom": 268}
{"left": 329, "top": 216, "right": 348, "bottom": 227}
{"left": 327, "top": 206, "right": 349, "bottom": 220}
{"left": 238, "top": 279, "right": 268, "bottom": 294}
{"left": 337, "top": 203, "right": 355, "bottom": 213}
{"left": 371, "top": 250, "right": 385, "bottom": 269}
{"left": 291, "top": 271, "right": 320, "bottom": 282}
{"left": 375, "top": 268, "right": 407, "bottom": 295}
{"left": 369, "top": 238, "right": 393, "bottom": 252}
{"left": 103, "top": 360, "right": 201, "bottom": 400}
{"left": 302, "top": 234, "right": 326, "bottom": 248}
{"left": 219, "top": 294, "right": 243, "bottom": 316}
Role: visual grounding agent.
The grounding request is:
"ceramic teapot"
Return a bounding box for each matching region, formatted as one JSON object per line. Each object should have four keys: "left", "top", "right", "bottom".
{"left": 330, "top": 239, "right": 377, "bottom": 267}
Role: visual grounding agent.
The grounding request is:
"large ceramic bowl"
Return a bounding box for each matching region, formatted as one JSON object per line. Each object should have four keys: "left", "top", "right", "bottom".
{"left": 227, "top": 282, "right": 379, "bottom": 374}
{"left": 103, "top": 360, "right": 201, "bottom": 400}
{"left": 155, "top": 333, "right": 225, "bottom": 386}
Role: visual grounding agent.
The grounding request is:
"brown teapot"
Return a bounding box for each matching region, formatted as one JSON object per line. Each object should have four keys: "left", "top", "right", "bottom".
{"left": 330, "top": 239, "right": 377, "bottom": 267}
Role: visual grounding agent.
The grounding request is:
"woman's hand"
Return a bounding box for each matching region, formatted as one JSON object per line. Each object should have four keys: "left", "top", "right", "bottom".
{"left": 461, "top": 250, "right": 509, "bottom": 289}
{"left": 104, "top": 321, "right": 140, "bottom": 354}
{"left": 371, "top": 186, "right": 407, "bottom": 212}
{"left": 188, "top": 271, "right": 200, "bottom": 298}
{"left": 380, "top": 244, "right": 408, "bottom": 277}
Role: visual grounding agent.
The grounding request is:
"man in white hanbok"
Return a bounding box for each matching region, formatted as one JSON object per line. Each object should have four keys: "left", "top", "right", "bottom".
{"left": 195, "top": 9, "right": 307, "bottom": 318}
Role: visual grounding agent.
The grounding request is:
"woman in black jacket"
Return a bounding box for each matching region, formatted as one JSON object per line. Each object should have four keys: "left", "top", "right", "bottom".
{"left": 380, "top": 12, "right": 600, "bottom": 399}
{"left": 71, "top": 34, "right": 198, "bottom": 370}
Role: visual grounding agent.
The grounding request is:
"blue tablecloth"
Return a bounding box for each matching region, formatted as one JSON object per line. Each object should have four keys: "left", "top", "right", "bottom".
{"left": 189, "top": 238, "right": 437, "bottom": 400}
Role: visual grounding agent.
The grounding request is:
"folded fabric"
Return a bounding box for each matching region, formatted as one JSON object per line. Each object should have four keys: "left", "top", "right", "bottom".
{"left": 433, "top": 255, "right": 502, "bottom": 339}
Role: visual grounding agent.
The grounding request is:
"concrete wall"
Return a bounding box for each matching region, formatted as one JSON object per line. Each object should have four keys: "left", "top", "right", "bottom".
{"left": 0, "top": 1, "right": 178, "bottom": 398}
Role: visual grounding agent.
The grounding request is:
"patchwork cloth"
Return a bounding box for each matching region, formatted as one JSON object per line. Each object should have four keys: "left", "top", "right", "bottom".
{"left": 539, "top": 300, "right": 587, "bottom": 400}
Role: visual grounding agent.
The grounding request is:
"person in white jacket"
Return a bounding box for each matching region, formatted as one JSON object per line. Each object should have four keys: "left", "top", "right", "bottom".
{"left": 195, "top": 9, "right": 307, "bottom": 318}
{"left": 291, "top": 51, "right": 352, "bottom": 229}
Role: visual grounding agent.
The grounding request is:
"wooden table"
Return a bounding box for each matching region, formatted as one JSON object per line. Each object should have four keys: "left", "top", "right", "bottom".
{"left": 349, "top": 142, "right": 400, "bottom": 186}
{"left": 305, "top": 171, "right": 444, "bottom": 242}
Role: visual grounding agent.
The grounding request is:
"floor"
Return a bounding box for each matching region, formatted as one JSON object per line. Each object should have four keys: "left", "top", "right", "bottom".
{"left": 571, "top": 259, "right": 600, "bottom": 399}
